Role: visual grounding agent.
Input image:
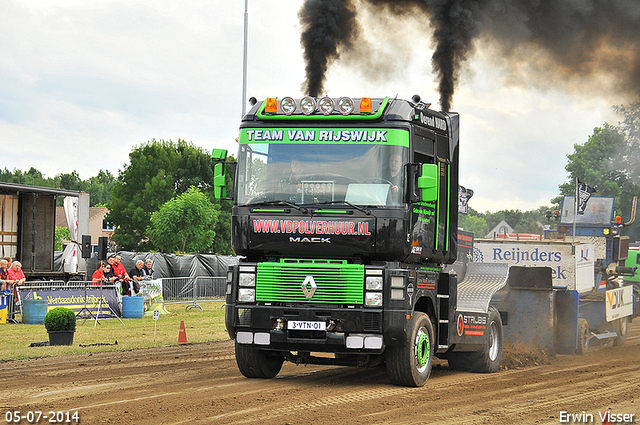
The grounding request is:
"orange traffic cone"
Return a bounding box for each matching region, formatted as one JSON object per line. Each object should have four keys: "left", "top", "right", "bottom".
{"left": 178, "top": 320, "right": 188, "bottom": 344}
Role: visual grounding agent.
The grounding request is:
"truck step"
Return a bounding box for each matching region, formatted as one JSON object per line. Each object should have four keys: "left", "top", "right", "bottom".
{"left": 592, "top": 330, "right": 617, "bottom": 340}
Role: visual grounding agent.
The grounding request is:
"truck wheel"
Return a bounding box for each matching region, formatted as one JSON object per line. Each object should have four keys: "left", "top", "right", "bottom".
{"left": 577, "top": 318, "right": 589, "bottom": 355}
{"left": 447, "top": 306, "right": 503, "bottom": 373}
{"left": 613, "top": 317, "right": 628, "bottom": 347}
{"left": 235, "top": 341, "right": 284, "bottom": 379}
{"left": 386, "top": 312, "right": 434, "bottom": 387}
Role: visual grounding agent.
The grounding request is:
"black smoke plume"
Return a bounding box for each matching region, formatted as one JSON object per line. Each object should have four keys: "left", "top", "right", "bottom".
{"left": 299, "top": 0, "right": 640, "bottom": 111}
{"left": 299, "top": 0, "right": 359, "bottom": 98}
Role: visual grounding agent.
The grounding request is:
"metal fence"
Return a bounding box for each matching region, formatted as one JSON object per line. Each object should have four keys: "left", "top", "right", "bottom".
{"left": 5, "top": 276, "right": 227, "bottom": 320}
{"left": 11, "top": 280, "right": 120, "bottom": 323}
{"left": 161, "top": 276, "right": 227, "bottom": 310}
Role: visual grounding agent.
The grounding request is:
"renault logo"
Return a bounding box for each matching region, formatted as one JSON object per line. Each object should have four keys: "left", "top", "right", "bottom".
{"left": 302, "top": 276, "right": 317, "bottom": 299}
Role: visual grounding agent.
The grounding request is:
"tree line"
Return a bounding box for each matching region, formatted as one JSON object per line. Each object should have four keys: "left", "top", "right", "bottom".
{"left": 2, "top": 101, "right": 639, "bottom": 254}
{"left": 1, "top": 139, "right": 233, "bottom": 255}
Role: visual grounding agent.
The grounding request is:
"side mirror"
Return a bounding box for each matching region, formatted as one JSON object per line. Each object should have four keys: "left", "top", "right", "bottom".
{"left": 417, "top": 163, "right": 438, "bottom": 202}
{"left": 213, "top": 163, "right": 226, "bottom": 199}
{"left": 212, "top": 149, "right": 234, "bottom": 200}
{"left": 212, "top": 149, "right": 228, "bottom": 161}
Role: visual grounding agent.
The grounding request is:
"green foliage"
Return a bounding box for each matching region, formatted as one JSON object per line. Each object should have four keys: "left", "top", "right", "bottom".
{"left": 557, "top": 101, "right": 640, "bottom": 241}
{"left": 459, "top": 206, "right": 551, "bottom": 238}
{"left": 54, "top": 226, "right": 71, "bottom": 251}
{"left": 0, "top": 168, "right": 115, "bottom": 207}
{"left": 44, "top": 307, "right": 77, "bottom": 332}
{"left": 147, "top": 187, "right": 219, "bottom": 253}
{"left": 107, "top": 139, "right": 232, "bottom": 253}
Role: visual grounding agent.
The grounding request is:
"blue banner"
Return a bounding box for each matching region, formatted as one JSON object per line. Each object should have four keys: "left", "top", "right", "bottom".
{"left": 19, "top": 287, "right": 121, "bottom": 317}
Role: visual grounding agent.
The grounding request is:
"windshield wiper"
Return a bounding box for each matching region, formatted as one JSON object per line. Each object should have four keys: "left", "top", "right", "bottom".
{"left": 250, "top": 200, "right": 309, "bottom": 214}
{"left": 315, "top": 200, "right": 371, "bottom": 215}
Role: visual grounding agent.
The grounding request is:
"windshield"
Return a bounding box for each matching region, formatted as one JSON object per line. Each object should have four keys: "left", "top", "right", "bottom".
{"left": 236, "top": 129, "right": 409, "bottom": 206}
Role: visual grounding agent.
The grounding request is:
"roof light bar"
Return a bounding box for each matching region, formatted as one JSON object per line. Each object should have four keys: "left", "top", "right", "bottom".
{"left": 281, "top": 97, "right": 296, "bottom": 115}
{"left": 337, "top": 97, "right": 355, "bottom": 115}
{"left": 265, "top": 97, "right": 277, "bottom": 114}
{"left": 318, "top": 96, "right": 335, "bottom": 115}
{"left": 300, "top": 96, "right": 317, "bottom": 115}
{"left": 360, "top": 97, "right": 372, "bottom": 114}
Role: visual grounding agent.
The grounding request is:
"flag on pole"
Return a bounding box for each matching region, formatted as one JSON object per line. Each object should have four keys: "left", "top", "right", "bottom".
{"left": 458, "top": 185, "right": 474, "bottom": 214}
{"left": 576, "top": 179, "right": 596, "bottom": 215}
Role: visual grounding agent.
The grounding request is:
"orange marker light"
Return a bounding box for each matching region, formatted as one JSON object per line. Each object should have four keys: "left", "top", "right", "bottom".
{"left": 360, "top": 97, "right": 372, "bottom": 113}
{"left": 265, "top": 97, "right": 278, "bottom": 113}
{"left": 615, "top": 216, "right": 622, "bottom": 224}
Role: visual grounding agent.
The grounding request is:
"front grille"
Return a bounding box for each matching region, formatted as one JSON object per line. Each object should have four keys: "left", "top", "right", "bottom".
{"left": 256, "top": 259, "right": 364, "bottom": 304}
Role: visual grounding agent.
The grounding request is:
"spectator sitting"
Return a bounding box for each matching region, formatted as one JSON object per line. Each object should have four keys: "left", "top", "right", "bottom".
{"left": 7, "top": 261, "right": 26, "bottom": 292}
{"left": 143, "top": 259, "right": 154, "bottom": 280}
{"left": 128, "top": 260, "right": 145, "bottom": 294}
{"left": 0, "top": 259, "right": 11, "bottom": 295}
{"left": 112, "top": 254, "right": 129, "bottom": 281}
{"left": 103, "top": 262, "right": 116, "bottom": 283}
{"left": 92, "top": 261, "right": 109, "bottom": 285}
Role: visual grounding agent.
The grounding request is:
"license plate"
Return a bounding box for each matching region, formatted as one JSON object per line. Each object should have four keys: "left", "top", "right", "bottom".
{"left": 288, "top": 320, "right": 326, "bottom": 331}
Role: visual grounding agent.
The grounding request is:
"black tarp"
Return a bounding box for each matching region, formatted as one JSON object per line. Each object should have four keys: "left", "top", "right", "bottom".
{"left": 67, "top": 252, "right": 238, "bottom": 279}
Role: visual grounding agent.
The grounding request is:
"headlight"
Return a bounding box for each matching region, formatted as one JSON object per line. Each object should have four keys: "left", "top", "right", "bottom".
{"left": 281, "top": 97, "right": 296, "bottom": 115}
{"left": 366, "top": 276, "right": 383, "bottom": 291}
{"left": 300, "top": 96, "right": 317, "bottom": 115}
{"left": 238, "top": 288, "right": 256, "bottom": 303}
{"left": 239, "top": 273, "right": 255, "bottom": 287}
{"left": 365, "top": 292, "right": 383, "bottom": 307}
{"left": 318, "top": 96, "right": 334, "bottom": 115}
{"left": 337, "top": 97, "right": 355, "bottom": 115}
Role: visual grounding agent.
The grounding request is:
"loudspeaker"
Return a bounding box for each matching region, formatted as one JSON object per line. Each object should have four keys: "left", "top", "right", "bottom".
{"left": 81, "top": 235, "right": 92, "bottom": 258}
{"left": 97, "top": 236, "right": 108, "bottom": 261}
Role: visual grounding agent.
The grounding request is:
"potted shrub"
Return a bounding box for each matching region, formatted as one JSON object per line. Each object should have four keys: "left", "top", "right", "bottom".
{"left": 44, "top": 307, "right": 76, "bottom": 346}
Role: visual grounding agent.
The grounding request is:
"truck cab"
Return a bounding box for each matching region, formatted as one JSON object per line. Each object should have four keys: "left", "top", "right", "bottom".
{"left": 215, "top": 96, "right": 501, "bottom": 386}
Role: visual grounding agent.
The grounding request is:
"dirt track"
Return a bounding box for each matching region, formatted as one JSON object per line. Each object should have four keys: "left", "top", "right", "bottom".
{"left": 2, "top": 321, "right": 639, "bottom": 425}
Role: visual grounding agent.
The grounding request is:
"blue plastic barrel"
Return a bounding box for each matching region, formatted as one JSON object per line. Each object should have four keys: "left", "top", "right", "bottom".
{"left": 122, "top": 296, "right": 144, "bottom": 318}
{"left": 22, "top": 299, "right": 48, "bottom": 324}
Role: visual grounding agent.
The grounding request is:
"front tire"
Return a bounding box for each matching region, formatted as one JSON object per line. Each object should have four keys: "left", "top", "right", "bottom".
{"left": 386, "top": 312, "right": 434, "bottom": 387}
{"left": 448, "top": 306, "right": 503, "bottom": 373}
{"left": 235, "top": 342, "right": 284, "bottom": 379}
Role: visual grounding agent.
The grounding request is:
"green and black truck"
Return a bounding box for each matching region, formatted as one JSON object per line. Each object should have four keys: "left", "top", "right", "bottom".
{"left": 213, "top": 95, "right": 504, "bottom": 387}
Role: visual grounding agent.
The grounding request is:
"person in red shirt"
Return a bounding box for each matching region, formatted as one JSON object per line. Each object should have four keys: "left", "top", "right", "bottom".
{"left": 112, "top": 255, "right": 129, "bottom": 281}
{"left": 92, "top": 262, "right": 110, "bottom": 285}
{"left": 7, "top": 261, "right": 26, "bottom": 290}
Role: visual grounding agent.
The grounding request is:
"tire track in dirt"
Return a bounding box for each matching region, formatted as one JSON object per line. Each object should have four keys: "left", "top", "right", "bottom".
{"left": 2, "top": 321, "right": 638, "bottom": 425}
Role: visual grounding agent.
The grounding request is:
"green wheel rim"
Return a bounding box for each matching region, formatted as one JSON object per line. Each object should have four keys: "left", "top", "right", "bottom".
{"left": 416, "top": 328, "right": 430, "bottom": 369}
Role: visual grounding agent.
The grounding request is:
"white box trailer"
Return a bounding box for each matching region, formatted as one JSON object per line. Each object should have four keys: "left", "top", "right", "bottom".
{"left": 471, "top": 238, "right": 632, "bottom": 354}
{"left": 474, "top": 240, "right": 597, "bottom": 293}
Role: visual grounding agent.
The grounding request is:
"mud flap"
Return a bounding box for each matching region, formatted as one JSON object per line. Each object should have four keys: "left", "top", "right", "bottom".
{"left": 495, "top": 267, "right": 555, "bottom": 351}
{"left": 554, "top": 290, "right": 579, "bottom": 354}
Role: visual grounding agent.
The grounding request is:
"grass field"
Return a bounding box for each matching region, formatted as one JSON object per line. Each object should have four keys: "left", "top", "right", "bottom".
{"left": 1, "top": 302, "right": 230, "bottom": 360}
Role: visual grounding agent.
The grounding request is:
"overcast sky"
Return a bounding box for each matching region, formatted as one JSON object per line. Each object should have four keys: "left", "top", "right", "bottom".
{"left": 0, "top": 0, "right": 626, "bottom": 212}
